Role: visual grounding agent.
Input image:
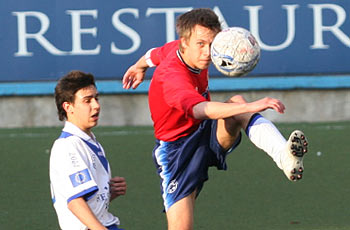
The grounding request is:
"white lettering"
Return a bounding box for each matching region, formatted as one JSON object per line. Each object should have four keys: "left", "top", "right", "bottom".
{"left": 12, "top": 11, "right": 67, "bottom": 56}
{"left": 213, "top": 6, "right": 229, "bottom": 29}
{"left": 245, "top": 5, "right": 299, "bottom": 51}
{"left": 146, "top": 7, "right": 192, "bottom": 42}
{"left": 111, "top": 8, "right": 141, "bottom": 55}
{"left": 12, "top": 5, "right": 350, "bottom": 57}
{"left": 309, "top": 4, "right": 350, "bottom": 49}
{"left": 66, "top": 10, "right": 101, "bottom": 55}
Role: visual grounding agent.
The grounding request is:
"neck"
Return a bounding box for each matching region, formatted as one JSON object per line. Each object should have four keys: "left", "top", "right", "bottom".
{"left": 176, "top": 50, "right": 201, "bottom": 74}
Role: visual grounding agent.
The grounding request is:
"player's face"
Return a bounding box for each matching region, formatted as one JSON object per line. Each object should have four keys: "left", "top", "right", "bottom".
{"left": 64, "top": 85, "right": 100, "bottom": 135}
{"left": 181, "top": 24, "right": 218, "bottom": 70}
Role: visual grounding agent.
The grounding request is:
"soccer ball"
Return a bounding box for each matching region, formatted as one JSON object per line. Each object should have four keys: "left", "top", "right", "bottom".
{"left": 211, "top": 27, "right": 260, "bottom": 77}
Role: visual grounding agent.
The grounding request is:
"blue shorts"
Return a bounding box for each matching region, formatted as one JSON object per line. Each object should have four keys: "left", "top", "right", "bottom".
{"left": 106, "top": 224, "right": 124, "bottom": 230}
{"left": 152, "top": 119, "right": 241, "bottom": 211}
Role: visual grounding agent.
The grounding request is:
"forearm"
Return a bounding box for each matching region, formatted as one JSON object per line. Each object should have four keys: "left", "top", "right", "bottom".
{"left": 193, "top": 101, "right": 249, "bottom": 120}
{"left": 68, "top": 197, "right": 107, "bottom": 230}
{"left": 135, "top": 55, "right": 150, "bottom": 71}
{"left": 193, "top": 96, "right": 285, "bottom": 119}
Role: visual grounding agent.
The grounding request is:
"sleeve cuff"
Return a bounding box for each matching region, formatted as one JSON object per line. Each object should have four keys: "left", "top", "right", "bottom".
{"left": 67, "top": 186, "right": 98, "bottom": 204}
{"left": 145, "top": 48, "right": 156, "bottom": 67}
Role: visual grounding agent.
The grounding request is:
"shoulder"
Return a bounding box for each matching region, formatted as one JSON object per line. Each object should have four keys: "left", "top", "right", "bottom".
{"left": 157, "top": 40, "right": 180, "bottom": 53}
{"left": 50, "top": 135, "right": 84, "bottom": 158}
{"left": 53, "top": 134, "right": 81, "bottom": 147}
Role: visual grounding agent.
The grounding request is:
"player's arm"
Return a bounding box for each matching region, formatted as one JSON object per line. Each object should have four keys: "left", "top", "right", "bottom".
{"left": 123, "top": 40, "right": 180, "bottom": 89}
{"left": 192, "top": 96, "right": 285, "bottom": 120}
{"left": 122, "top": 54, "right": 149, "bottom": 89}
{"left": 68, "top": 197, "right": 107, "bottom": 230}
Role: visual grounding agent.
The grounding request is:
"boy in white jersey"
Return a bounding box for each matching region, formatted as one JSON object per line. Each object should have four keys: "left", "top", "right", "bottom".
{"left": 50, "top": 71, "right": 127, "bottom": 230}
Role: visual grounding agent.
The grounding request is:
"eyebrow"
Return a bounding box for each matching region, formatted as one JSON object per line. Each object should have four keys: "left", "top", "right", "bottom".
{"left": 80, "top": 93, "right": 99, "bottom": 100}
{"left": 196, "top": 38, "right": 210, "bottom": 43}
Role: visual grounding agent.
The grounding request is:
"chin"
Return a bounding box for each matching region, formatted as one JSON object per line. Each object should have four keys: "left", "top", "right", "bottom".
{"left": 198, "top": 63, "right": 210, "bottom": 70}
{"left": 90, "top": 121, "right": 98, "bottom": 128}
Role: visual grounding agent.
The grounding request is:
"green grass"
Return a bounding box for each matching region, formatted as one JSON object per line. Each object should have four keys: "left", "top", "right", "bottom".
{"left": 0, "top": 122, "right": 349, "bottom": 230}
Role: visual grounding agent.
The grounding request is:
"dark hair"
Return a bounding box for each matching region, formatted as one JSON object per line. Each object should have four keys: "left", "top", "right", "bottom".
{"left": 176, "top": 8, "right": 221, "bottom": 50}
{"left": 54, "top": 70, "right": 96, "bottom": 121}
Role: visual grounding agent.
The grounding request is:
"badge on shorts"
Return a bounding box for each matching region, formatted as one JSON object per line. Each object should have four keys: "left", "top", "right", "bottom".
{"left": 69, "top": 168, "right": 92, "bottom": 187}
{"left": 167, "top": 180, "right": 178, "bottom": 194}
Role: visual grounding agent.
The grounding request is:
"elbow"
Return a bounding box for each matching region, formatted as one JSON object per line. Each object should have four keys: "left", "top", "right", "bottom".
{"left": 192, "top": 102, "right": 210, "bottom": 120}
{"left": 193, "top": 113, "right": 208, "bottom": 120}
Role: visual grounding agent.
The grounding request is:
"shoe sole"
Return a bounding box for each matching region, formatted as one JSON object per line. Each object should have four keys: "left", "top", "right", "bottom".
{"left": 285, "top": 130, "right": 308, "bottom": 181}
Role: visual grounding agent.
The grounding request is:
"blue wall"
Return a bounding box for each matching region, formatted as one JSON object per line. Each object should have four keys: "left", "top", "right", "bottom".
{"left": 1, "top": 0, "right": 350, "bottom": 94}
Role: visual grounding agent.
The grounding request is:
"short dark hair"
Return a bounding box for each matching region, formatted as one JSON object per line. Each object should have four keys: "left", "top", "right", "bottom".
{"left": 176, "top": 8, "right": 221, "bottom": 50}
{"left": 54, "top": 70, "right": 96, "bottom": 121}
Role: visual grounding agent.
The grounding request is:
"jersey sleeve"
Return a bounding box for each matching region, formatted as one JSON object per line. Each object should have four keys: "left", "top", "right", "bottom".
{"left": 50, "top": 137, "right": 98, "bottom": 204}
{"left": 147, "top": 40, "right": 180, "bottom": 67}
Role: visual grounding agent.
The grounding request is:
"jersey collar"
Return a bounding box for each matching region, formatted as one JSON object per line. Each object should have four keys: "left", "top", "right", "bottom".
{"left": 176, "top": 50, "right": 201, "bottom": 74}
{"left": 63, "top": 121, "right": 96, "bottom": 143}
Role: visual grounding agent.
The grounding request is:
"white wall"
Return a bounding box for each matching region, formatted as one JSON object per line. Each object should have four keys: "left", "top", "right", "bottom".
{"left": 1, "top": 89, "right": 349, "bottom": 128}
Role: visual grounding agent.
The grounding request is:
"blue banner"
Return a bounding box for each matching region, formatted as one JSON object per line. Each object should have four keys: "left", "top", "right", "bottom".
{"left": 1, "top": 0, "right": 350, "bottom": 82}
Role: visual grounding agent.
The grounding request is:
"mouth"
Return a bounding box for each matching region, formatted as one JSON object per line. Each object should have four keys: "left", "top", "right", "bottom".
{"left": 200, "top": 60, "right": 211, "bottom": 67}
{"left": 201, "top": 59, "right": 211, "bottom": 63}
{"left": 91, "top": 112, "right": 99, "bottom": 121}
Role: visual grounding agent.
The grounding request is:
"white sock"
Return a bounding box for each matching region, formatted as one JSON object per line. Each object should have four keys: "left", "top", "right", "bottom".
{"left": 246, "top": 114, "right": 286, "bottom": 169}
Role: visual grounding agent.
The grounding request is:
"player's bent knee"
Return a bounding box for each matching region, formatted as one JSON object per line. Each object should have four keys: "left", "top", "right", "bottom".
{"left": 226, "top": 95, "right": 247, "bottom": 104}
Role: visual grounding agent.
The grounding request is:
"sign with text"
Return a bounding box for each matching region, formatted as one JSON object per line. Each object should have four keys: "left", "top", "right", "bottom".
{"left": 1, "top": 0, "right": 350, "bottom": 81}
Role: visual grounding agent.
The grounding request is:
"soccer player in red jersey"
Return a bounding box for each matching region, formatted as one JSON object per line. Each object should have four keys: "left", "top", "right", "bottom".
{"left": 123, "top": 8, "right": 308, "bottom": 230}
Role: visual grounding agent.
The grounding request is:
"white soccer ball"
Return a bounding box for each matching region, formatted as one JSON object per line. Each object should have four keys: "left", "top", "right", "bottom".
{"left": 211, "top": 27, "right": 260, "bottom": 77}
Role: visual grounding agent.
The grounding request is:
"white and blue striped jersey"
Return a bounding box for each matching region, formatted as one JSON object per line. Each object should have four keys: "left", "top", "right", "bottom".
{"left": 50, "top": 121, "right": 120, "bottom": 230}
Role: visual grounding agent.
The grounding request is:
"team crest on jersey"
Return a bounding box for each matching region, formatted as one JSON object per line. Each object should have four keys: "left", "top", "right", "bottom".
{"left": 69, "top": 168, "right": 92, "bottom": 187}
{"left": 167, "top": 180, "right": 178, "bottom": 194}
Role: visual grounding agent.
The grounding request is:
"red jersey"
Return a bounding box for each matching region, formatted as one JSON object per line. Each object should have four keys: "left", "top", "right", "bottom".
{"left": 148, "top": 40, "right": 211, "bottom": 142}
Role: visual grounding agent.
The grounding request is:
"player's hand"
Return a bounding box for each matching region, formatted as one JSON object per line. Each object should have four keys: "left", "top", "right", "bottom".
{"left": 247, "top": 97, "right": 285, "bottom": 114}
{"left": 122, "top": 64, "right": 146, "bottom": 89}
{"left": 109, "top": 176, "right": 127, "bottom": 201}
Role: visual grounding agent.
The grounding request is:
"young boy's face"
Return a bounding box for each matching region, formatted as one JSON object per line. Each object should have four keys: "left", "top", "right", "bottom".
{"left": 181, "top": 24, "right": 218, "bottom": 70}
{"left": 65, "top": 85, "right": 100, "bottom": 135}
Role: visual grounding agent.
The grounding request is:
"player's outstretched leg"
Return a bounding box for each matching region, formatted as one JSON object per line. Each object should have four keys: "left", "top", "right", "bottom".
{"left": 281, "top": 130, "right": 308, "bottom": 181}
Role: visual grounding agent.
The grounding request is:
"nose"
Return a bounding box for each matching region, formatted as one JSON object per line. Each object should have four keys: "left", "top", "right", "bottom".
{"left": 92, "top": 98, "right": 100, "bottom": 110}
{"left": 203, "top": 44, "right": 210, "bottom": 58}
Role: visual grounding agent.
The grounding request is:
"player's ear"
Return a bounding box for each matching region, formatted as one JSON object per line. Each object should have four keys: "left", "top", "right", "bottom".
{"left": 62, "top": 102, "right": 73, "bottom": 114}
{"left": 180, "top": 37, "right": 189, "bottom": 49}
